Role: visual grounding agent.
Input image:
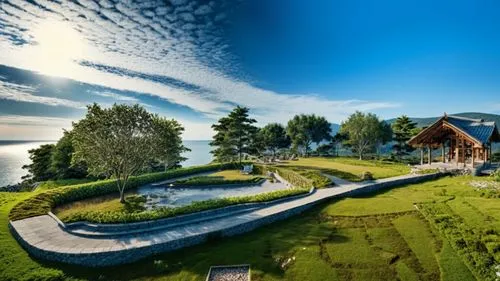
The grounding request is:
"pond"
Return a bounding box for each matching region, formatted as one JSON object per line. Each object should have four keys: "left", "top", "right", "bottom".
{"left": 137, "top": 179, "right": 289, "bottom": 209}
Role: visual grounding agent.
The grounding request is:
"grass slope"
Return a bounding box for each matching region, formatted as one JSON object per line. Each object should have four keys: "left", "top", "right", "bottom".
{"left": 279, "top": 157, "right": 410, "bottom": 182}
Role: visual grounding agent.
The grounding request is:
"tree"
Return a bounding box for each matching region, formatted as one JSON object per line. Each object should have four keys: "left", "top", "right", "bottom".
{"left": 340, "top": 111, "right": 389, "bottom": 160}
{"left": 51, "top": 130, "right": 88, "bottom": 179}
{"left": 153, "top": 117, "right": 190, "bottom": 171}
{"left": 72, "top": 103, "right": 157, "bottom": 203}
{"left": 391, "top": 115, "right": 418, "bottom": 159}
{"left": 286, "top": 114, "right": 331, "bottom": 156}
{"left": 22, "top": 144, "right": 55, "bottom": 181}
{"left": 210, "top": 106, "right": 258, "bottom": 163}
{"left": 258, "top": 123, "right": 290, "bottom": 157}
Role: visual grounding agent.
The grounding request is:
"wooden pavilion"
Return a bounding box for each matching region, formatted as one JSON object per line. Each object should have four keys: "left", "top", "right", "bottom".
{"left": 408, "top": 114, "right": 500, "bottom": 167}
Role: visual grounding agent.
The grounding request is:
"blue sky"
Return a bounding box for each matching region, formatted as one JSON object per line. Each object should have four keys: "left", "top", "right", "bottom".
{"left": 0, "top": 0, "right": 499, "bottom": 140}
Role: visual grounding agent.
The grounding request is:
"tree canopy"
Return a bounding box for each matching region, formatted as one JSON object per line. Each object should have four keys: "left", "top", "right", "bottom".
{"left": 71, "top": 103, "right": 188, "bottom": 203}
{"left": 22, "top": 144, "right": 55, "bottom": 182}
{"left": 153, "top": 117, "right": 190, "bottom": 171}
{"left": 391, "top": 115, "right": 418, "bottom": 159}
{"left": 210, "top": 106, "right": 258, "bottom": 163}
{"left": 258, "top": 123, "right": 290, "bottom": 157}
{"left": 340, "top": 111, "right": 391, "bottom": 160}
{"left": 286, "top": 114, "right": 331, "bottom": 156}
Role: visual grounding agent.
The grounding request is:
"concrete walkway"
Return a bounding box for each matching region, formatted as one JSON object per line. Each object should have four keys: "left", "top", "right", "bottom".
{"left": 9, "top": 173, "right": 440, "bottom": 267}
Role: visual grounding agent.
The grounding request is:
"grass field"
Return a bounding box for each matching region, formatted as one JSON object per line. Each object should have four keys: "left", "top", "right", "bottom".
{"left": 4, "top": 174, "right": 496, "bottom": 280}
{"left": 278, "top": 157, "right": 411, "bottom": 182}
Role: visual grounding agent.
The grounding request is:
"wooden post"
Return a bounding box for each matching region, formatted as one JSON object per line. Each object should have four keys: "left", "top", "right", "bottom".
{"left": 455, "top": 138, "right": 460, "bottom": 167}
{"left": 471, "top": 147, "right": 475, "bottom": 168}
{"left": 428, "top": 145, "right": 432, "bottom": 165}
{"left": 461, "top": 140, "right": 466, "bottom": 168}
{"left": 483, "top": 147, "right": 487, "bottom": 167}
{"left": 441, "top": 143, "right": 445, "bottom": 163}
{"left": 420, "top": 147, "right": 424, "bottom": 165}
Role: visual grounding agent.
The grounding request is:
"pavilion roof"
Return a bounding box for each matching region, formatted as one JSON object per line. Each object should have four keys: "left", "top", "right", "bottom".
{"left": 408, "top": 114, "right": 500, "bottom": 146}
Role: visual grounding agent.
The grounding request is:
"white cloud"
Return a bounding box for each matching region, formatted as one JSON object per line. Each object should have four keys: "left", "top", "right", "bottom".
{"left": 89, "top": 90, "right": 139, "bottom": 102}
{"left": 0, "top": 115, "right": 74, "bottom": 140}
{"left": 0, "top": 80, "right": 85, "bottom": 108}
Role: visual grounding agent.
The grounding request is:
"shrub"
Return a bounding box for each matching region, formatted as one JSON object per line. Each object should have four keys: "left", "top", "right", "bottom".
{"left": 9, "top": 162, "right": 248, "bottom": 221}
{"left": 361, "top": 171, "right": 374, "bottom": 181}
{"left": 174, "top": 176, "right": 263, "bottom": 186}
{"left": 270, "top": 166, "right": 314, "bottom": 188}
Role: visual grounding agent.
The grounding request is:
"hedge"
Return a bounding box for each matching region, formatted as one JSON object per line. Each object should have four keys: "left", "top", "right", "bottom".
{"left": 255, "top": 165, "right": 314, "bottom": 188}
{"left": 174, "top": 176, "right": 264, "bottom": 187}
{"left": 9, "top": 162, "right": 248, "bottom": 221}
{"left": 60, "top": 188, "right": 309, "bottom": 223}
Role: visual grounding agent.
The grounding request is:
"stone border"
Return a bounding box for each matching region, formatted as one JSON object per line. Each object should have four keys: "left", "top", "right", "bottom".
{"left": 9, "top": 173, "right": 442, "bottom": 267}
{"left": 206, "top": 264, "right": 251, "bottom": 281}
{"left": 60, "top": 188, "right": 315, "bottom": 237}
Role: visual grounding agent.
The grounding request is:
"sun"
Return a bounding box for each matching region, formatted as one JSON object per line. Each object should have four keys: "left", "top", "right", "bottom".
{"left": 28, "top": 19, "right": 87, "bottom": 77}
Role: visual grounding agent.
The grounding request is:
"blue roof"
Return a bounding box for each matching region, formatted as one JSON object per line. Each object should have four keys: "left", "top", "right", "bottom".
{"left": 446, "top": 115, "right": 497, "bottom": 144}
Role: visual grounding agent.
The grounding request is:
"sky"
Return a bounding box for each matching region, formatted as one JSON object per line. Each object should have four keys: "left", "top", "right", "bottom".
{"left": 0, "top": 0, "right": 499, "bottom": 140}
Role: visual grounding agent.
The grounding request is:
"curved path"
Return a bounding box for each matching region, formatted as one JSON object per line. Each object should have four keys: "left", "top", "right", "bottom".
{"left": 9, "top": 173, "right": 440, "bottom": 267}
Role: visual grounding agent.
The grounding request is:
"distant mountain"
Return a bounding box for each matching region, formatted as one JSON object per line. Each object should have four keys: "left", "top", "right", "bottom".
{"left": 386, "top": 112, "right": 500, "bottom": 128}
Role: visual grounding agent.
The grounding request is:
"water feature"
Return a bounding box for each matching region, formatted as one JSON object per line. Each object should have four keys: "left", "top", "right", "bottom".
{"left": 136, "top": 179, "right": 289, "bottom": 209}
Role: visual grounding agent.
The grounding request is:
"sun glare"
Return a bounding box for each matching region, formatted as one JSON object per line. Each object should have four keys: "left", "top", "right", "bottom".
{"left": 28, "top": 20, "right": 87, "bottom": 77}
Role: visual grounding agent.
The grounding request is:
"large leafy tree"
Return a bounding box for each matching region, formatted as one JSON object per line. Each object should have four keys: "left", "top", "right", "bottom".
{"left": 340, "top": 111, "right": 390, "bottom": 160}
{"left": 51, "top": 130, "right": 88, "bottom": 179}
{"left": 258, "top": 123, "right": 290, "bottom": 157}
{"left": 210, "top": 106, "right": 258, "bottom": 163}
{"left": 153, "top": 117, "right": 190, "bottom": 171}
{"left": 286, "top": 114, "right": 331, "bottom": 156}
{"left": 391, "top": 115, "right": 418, "bottom": 159}
{"left": 72, "top": 103, "right": 157, "bottom": 203}
{"left": 22, "top": 144, "right": 55, "bottom": 181}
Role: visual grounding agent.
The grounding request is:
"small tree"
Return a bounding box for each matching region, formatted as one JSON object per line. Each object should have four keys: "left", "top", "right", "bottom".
{"left": 286, "top": 114, "right": 331, "bottom": 156}
{"left": 210, "top": 106, "right": 258, "bottom": 163}
{"left": 153, "top": 117, "right": 190, "bottom": 171}
{"left": 72, "top": 103, "right": 156, "bottom": 203}
{"left": 340, "top": 111, "right": 389, "bottom": 160}
{"left": 22, "top": 144, "right": 55, "bottom": 181}
{"left": 259, "top": 123, "right": 290, "bottom": 157}
{"left": 392, "top": 115, "right": 418, "bottom": 160}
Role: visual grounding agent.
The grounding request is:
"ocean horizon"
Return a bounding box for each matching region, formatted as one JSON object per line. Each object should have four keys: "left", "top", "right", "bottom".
{"left": 0, "top": 140, "right": 212, "bottom": 187}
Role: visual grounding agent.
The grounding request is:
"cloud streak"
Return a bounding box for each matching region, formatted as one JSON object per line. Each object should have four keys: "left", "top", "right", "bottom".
{"left": 0, "top": 79, "right": 85, "bottom": 108}
{"left": 0, "top": 0, "right": 399, "bottom": 138}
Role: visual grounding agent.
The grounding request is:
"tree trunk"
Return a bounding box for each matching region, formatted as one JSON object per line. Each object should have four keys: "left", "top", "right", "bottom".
{"left": 119, "top": 189, "right": 125, "bottom": 203}
{"left": 359, "top": 151, "right": 363, "bottom": 160}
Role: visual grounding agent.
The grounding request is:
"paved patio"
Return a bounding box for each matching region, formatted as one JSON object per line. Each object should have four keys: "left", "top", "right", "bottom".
{"left": 9, "top": 172, "right": 440, "bottom": 267}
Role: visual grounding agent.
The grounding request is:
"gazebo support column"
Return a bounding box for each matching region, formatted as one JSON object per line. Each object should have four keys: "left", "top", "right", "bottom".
{"left": 427, "top": 145, "right": 432, "bottom": 165}
{"left": 420, "top": 147, "right": 424, "bottom": 165}
{"left": 471, "top": 147, "right": 475, "bottom": 168}
{"left": 441, "top": 143, "right": 445, "bottom": 163}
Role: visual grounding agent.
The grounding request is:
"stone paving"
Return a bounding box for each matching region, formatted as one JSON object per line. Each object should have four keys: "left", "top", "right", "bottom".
{"left": 9, "top": 172, "right": 441, "bottom": 267}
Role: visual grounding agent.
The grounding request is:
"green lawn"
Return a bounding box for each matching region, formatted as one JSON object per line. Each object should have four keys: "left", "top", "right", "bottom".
{"left": 278, "top": 157, "right": 411, "bottom": 182}
{"left": 4, "top": 175, "right": 496, "bottom": 280}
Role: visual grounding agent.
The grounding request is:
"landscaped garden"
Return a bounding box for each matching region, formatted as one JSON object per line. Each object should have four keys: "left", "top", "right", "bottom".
{"left": 3, "top": 174, "right": 499, "bottom": 280}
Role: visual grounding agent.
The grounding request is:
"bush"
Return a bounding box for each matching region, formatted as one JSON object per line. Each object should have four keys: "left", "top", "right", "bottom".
{"left": 270, "top": 166, "right": 314, "bottom": 188}
{"left": 174, "top": 176, "right": 263, "bottom": 186}
{"left": 9, "top": 162, "right": 248, "bottom": 221}
{"left": 60, "top": 188, "right": 309, "bottom": 223}
{"left": 361, "top": 171, "right": 374, "bottom": 181}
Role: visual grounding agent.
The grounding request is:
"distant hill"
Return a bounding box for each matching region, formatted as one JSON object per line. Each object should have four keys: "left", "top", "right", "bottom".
{"left": 330, "top": 123, "right": 340, "bottom": 134}
{"left": 385, "top": 112, "right": 500, "bottom": 128}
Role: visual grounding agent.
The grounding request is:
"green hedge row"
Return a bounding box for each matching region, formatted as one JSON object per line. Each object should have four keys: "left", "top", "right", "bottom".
{"left": 61, "top": 188, "right": 309, "bottom": 223}
{"left": 174, "top": 175, "right": 264, "bottom": 186}
{"left": 256, "top": 165, "right": 314, "bottom": 188}
{"left": 9, "top": 162, "right": 248, "bottom": 221}
{"left": 418, "top": 202, "right": 499, "bottom": 281}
